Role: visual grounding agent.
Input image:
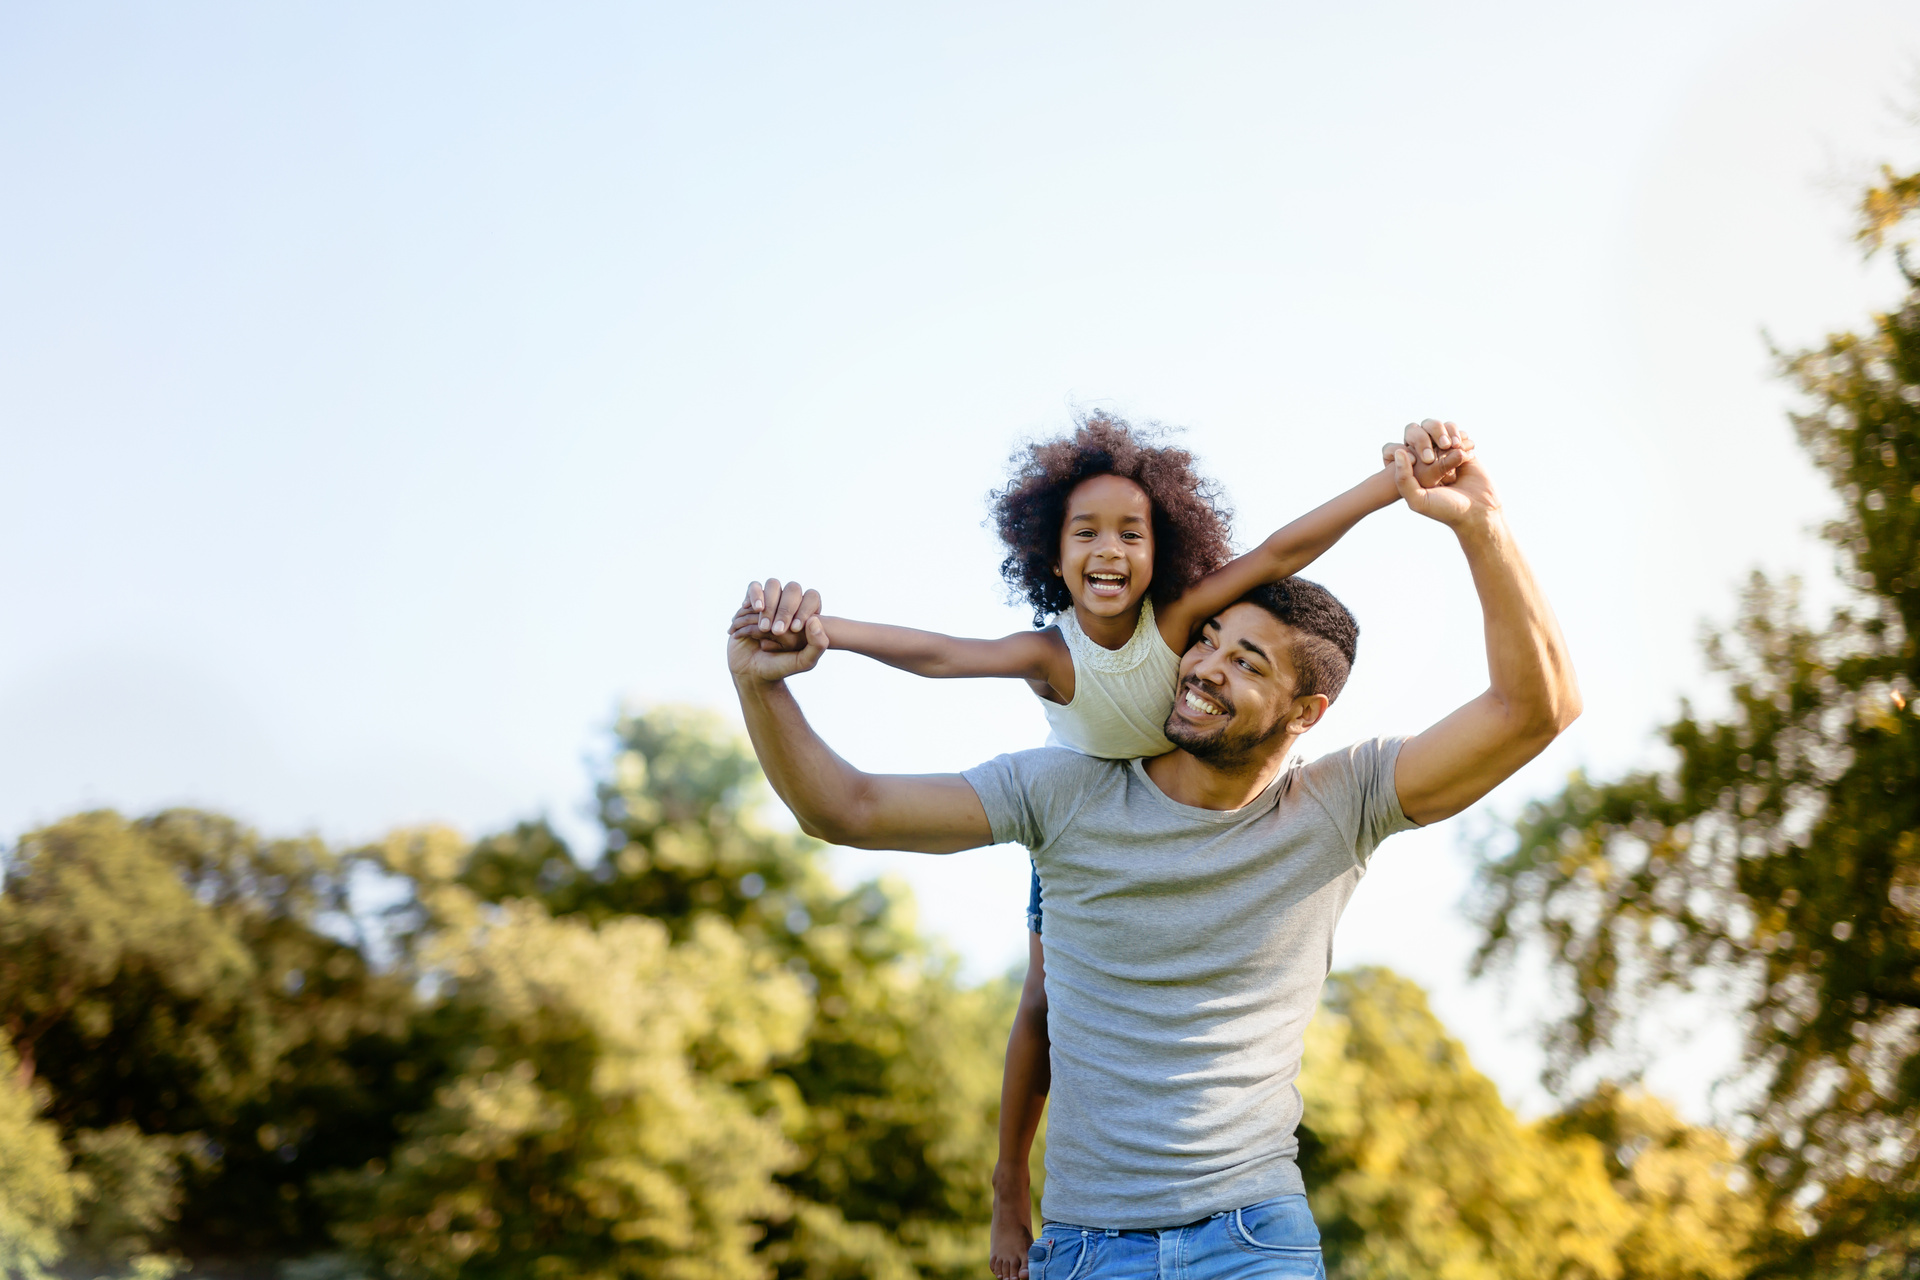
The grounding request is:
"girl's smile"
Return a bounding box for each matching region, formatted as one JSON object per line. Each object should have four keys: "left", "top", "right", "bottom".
{"left": 1056, "top": 473, "right": 1156, "bottom": 648}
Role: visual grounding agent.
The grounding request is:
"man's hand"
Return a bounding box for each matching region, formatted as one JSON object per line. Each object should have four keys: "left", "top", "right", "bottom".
{"left": 1389, "top": 420, "right": 1500, "bottom": 530}
{"left": 728, "top": 579, "right": 829, "bottom": 684}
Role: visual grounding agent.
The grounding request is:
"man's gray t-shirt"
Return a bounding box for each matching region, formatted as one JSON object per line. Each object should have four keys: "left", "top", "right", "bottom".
{"left": 963, "top": 738, "right": 1415, "bottom": 1229}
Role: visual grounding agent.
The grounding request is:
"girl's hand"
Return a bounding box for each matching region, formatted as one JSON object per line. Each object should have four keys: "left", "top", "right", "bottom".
{"left": 1381, "top": 420, "right": 1475, "bottom": 488}
{"left": 746, "top": 576, "right": 825, "bottom": 639}
{"left": 1405, "top": 417, "right": 1463, "bottom": 464}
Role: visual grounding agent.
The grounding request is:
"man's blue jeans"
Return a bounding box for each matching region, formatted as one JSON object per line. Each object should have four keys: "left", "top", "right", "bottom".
{"left": 1028, "top": 1195, "right": 1325, "bottom": 1280}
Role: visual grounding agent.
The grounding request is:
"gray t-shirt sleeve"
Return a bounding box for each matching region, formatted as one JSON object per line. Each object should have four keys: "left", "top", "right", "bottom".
{"left": 1292, "top": 735, "right": 1418, "bottom": 868}
{"left": 961, "top": 747, "right": 1106, "bottom": 851}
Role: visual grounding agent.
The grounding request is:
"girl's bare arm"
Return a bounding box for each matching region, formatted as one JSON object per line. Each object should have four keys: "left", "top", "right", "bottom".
{"left": 1157, "top": 435, "right": 1471, "bottom": 648}
{"left": 739, "top": 580, "right": 1075, "bottom": 698}
{"left": 822, "top": 617, "right": 1072, "bottom": 695}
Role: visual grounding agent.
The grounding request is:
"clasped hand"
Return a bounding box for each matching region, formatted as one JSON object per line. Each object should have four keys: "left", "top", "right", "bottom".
{"left": 1383, "top": 419, "right": 1500, "bottom": 529}
{"left": 727, "top": 578, "right": 828, "bottom": 682}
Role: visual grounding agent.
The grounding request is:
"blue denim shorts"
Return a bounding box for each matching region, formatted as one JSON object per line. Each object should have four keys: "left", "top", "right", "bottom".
{"left": 1029, "top": 1195, "right": 1324, "bottom": 1280}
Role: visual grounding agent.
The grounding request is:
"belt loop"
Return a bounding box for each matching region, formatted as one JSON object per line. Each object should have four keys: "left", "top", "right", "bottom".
{"left": 1103, "top": 1228, "right": 1118, "bottom": 1238}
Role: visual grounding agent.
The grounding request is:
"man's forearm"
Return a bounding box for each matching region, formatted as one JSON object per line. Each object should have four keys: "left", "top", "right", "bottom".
{"left": 731, "top": 669, "right": 995, "bottom": 853}
{"left": 733, "top": 674, "right": 870, "bottom": 842}
{"left": 1455, "top": 510, "right": 1581, "bottom": 735}
{"left": 1389, "top": 448, "right": 1579, "bottom": 825}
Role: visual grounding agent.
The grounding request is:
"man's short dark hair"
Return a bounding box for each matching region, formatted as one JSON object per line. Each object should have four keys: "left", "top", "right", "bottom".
{"left": 1234, "top": 577, "right": 1358, "bottom": 702}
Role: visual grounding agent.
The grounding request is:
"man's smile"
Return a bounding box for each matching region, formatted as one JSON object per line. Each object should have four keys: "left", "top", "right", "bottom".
{"left": 1180, "top": 680, "right": 1228, "bottom": 718}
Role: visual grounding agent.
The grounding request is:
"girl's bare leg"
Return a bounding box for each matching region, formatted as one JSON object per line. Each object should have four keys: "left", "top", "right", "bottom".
{"left": 990, "top": 932, "right": 1050, "bottom": 1280}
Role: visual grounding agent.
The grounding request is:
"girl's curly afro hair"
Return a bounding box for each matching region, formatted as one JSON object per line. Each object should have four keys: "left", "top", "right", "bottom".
{"left": 990, "top": 412, "right": 1234, "bottom": 627}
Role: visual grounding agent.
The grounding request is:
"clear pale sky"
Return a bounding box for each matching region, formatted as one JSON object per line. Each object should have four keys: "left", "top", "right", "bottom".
{"left": 4, "top": 0, "right": 1918, "bottom": 1119}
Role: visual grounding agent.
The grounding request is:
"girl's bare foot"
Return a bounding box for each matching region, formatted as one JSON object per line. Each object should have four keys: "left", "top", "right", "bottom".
{"left": 989, "top": 1182, "right": 1034, "bottom": 1279}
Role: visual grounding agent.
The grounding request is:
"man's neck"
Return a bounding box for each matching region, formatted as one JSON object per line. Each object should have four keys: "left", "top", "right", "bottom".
{"left": 1143, "top": 736, "right": 1298, "bottom": 811}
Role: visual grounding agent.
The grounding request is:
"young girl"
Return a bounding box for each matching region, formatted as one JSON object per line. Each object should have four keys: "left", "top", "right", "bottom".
{"left": 736, "top": 412, "right": 1469, "bottom": 1277}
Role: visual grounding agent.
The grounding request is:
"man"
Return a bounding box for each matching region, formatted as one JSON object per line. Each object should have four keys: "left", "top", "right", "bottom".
{"left": 728, "top": 431, "right": 1579, "bottom": 1280}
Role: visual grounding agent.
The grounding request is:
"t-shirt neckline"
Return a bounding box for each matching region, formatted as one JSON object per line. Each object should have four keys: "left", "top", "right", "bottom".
{"left": 1126, "top": 754, "right": 1296, "bottom": 824}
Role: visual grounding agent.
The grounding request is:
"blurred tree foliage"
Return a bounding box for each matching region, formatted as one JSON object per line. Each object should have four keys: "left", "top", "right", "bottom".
{"left": 1473, "top": 163, "right": 1920, "bottom": 1273}
{"left": 0, "top": 1036, "right": 79, "bottom": 1280}
{"left": 1, "top": 708, "right": 1767, "bottom": 1277}
{"left": 1299, "top": 968, "right": 1756, "bottom": 1280}
{"left": 0, "top": 710, "right": 1009, "bottom": 1280}
{"left": 0, "top": 808, "right": 427, "bottom": 1267}
{"left": 317, "top": 870, "right": 810, "bottom": 1280}
{"left": 448, "top": 709, "right": 1012, "bottom": 1280}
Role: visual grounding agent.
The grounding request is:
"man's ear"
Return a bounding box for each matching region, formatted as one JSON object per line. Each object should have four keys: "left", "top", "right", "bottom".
{"left": 1286, "top": 693, "right": 1331, "bottom": 735}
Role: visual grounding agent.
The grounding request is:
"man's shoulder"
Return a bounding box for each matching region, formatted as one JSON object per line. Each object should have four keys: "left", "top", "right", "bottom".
{"left": 961, "top": 748, "right": 1134, "bottom": 850}
{"left": 1282, "top": 735, "right": 1415, "bottom": 851}
{"left": 1294, "top": 735, "right": 1405, "bottom": 776}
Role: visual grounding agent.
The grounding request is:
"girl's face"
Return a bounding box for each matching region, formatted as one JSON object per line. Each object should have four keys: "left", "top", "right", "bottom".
{"left": 1056, "top": 474, "right": 1155, "bottom": 620}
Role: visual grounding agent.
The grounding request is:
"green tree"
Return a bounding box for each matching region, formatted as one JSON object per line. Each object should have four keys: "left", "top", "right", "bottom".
{"left": 455, "top": 708, "right": 1013, "bottom": 1280}
{"left": 1, "top": 711, "right": 1013, "bottom": 1279}
{"left": 1297, "top": 968, "right": 1757, "bottom": 1280}
{"left": 1299, "top": 968, "right": 1631, "bottom": 1280}
{"left": 0, "top": 809, "right": 432, "bottom": 1260}
{"left": 317, "top": 851, "right": 810, "bottom": 1280}
{"left": 0, "top": 1037, "right": 79, "bottom": 1280}
{"left": 1472, "top": 162, "right": 1920, "bottom": 1272}
{"left": 1542, "top": 1087, "right": 1759, "bottom": 1280}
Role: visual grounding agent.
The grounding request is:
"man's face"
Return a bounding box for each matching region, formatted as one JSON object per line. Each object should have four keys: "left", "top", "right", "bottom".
{"left": 1163, "top": 603, "right": 1325, "bottom": 764}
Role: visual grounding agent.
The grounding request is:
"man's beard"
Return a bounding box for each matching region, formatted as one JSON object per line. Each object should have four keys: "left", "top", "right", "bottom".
{"left": 1163, "top": 684, "right": 1291, "bottom": 766}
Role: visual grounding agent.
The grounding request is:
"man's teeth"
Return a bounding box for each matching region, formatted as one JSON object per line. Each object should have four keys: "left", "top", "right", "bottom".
{"left": 1184, "top": 689, "right": 1224, "bottom": 715}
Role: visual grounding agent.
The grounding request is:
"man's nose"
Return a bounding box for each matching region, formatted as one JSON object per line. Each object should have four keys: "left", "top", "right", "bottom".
{"left": 1189, "top": 652, "right": 1228, "bottom": 684}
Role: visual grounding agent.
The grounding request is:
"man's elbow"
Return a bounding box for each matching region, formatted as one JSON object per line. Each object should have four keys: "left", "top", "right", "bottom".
{"left": 795, "top": 813, "right": 844, "bottom": 844}
{"left": 1521, "top": 680, "right": 1582, "bottom": 745}
{"left": 795, "top": 791, "right": 878, "bottom": 848}
{"left": 1555, "top": 685, "right": 1584, "bottom": 733}
{"left": 1548, "top": 668, "right": 1584, "bottom": 734}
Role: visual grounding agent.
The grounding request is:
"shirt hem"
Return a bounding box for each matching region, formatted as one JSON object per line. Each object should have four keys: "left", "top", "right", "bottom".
{"left": 1039, "top": 1160, "right": 1307, "bottom": 1231}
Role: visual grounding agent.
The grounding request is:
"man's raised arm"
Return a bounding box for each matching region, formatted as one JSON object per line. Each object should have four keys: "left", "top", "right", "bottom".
{"left": 728, "top": 580, "right": 996, "bottom": 854}
{"left": 1388, "top": 430, "right": 1582, "bottom": 826}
